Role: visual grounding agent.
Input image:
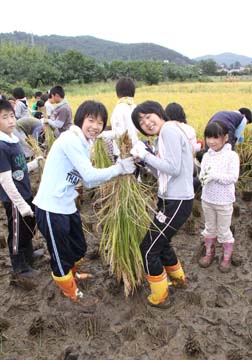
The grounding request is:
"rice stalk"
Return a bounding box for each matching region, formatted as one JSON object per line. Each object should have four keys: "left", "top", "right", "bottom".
{"left": 44, "top": 125, "right": 55, "bottom": 153}
{"left": 93, "top": 138, "right": 113, "bottom": 168}
{"left": 236, "top": 138, "right": 252, "bottom": 191}
{"left": 93, "top": 131, "right": 155, "bottom": 296}
{"left": 25, "top": 135, "right": 45, "bottom": 175}
{"left": 92, "top": 138, "right": 113, "bottom": 201}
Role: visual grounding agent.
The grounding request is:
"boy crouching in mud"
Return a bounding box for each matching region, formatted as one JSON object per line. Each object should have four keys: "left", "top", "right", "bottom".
{"left": 33, "top": 100, "right": 136, "bottom": 303}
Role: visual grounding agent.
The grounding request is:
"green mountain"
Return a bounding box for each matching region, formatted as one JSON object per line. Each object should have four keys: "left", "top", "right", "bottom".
{"left": 195, "top": 52, "right": 252, "bottom": 66}
{"left": 0, "top": 31, "right": 194, "bottom": 65}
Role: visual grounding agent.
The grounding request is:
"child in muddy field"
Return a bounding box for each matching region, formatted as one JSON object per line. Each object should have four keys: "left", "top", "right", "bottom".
{"left": 0, "top": 100, "right": 43, "bottom": 283}
{"left": 130, "top": 100, "right": 194, "bottom": 308}
{"left": 98, "top": 77, "right": 138, "bottom": 158}
{"left": 12, "top": 87, "right": 30, "bottom": 120}
{"left": 199, "top": 121, "right": 240, "bottom": 272}
{"left": 164, "top": 102, "right": 202, "bottom": 192}
{"left": 33, "top": 100, "right": 136, "bottom": 303}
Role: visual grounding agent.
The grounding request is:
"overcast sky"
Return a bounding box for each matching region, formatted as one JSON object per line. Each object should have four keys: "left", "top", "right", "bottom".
{"left": 1, "top": 0, "right": 251, "bottom": 59}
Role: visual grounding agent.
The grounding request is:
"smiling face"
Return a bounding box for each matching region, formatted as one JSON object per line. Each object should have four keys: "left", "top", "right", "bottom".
{"left": 0, "top": 109, "right": 16, "bottom": 136}
{"left": 81, "top": 115, "right": 104, "bottom": 140}
{"left": 138, "top": 113, "right": 166, "bottom": 136}
{"left": 206, "top": 134, "right": 228, "bottom": 152}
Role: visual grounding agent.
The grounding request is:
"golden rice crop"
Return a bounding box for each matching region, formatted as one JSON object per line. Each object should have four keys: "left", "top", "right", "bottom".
{"left": 64, "top": 81, "right": 252, "bottom": 139}
{"left": 29, "top": 81, "right": 252, "bottom": 140}
{"left": 93, "top": 133, "right": 155, "bottom": 297}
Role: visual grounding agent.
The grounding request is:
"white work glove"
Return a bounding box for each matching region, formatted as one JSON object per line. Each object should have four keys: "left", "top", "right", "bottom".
{"left": 116, "top": 157, "right": 136, "bottom": 175}
{"left": 18, "top": 202, "right": 34, "bottom": 217}
{"left": 130, "top": 141, "right": 148, "bottom": 160}
{"left": 27, "top": 156, "right": 44, "bottom": 172}
{"left": 201, "top": 174, "right": 214, "bottom": 186}
{"left": 199, "top": 167, "right": 215, "bottom": 186}
{"left": 97, "top": 130, "right": 115, "bottom": 140}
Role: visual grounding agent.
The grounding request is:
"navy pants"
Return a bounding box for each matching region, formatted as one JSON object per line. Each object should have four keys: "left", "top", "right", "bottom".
{"left": 140, "top": 198, "right": 193, "bottom": 276}
{"left": 3, "top": 197, "right": 36, "bottom": 256}
{"left": 35, "top": 208, "right": 86, "bottom": 277}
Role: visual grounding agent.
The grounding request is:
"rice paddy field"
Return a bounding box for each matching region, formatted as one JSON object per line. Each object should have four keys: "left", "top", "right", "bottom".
{"left": 65, "top": 81, "right": 252, "bottom": 138}
{"left": 1, "top": 80, "right": 252, "bottom": 359}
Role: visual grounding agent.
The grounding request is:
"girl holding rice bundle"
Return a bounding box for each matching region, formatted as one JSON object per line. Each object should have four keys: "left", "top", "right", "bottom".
{"left": 130, "top": 100, "right": 194, "bottom": 308}
{"left": 33, "top": 100, "right": 136, "bottom": 303}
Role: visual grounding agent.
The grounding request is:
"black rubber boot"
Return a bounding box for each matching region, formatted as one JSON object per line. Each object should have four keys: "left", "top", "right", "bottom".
{"left": 24, "top": 241, "right": 44, "bottom": 265}
{"left": 10, "top": 252, "right": 40, "bottom": 276}
{"left": 10, "top": 253, "right": 40, "bottom": 290}
{"left": 10, "top": 252, "right": 30, "bottom": 273}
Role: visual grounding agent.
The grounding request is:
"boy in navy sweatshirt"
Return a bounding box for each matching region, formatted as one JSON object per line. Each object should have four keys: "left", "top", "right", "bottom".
{"left": 0, "top": 100, "right": 42, "bottom": 284}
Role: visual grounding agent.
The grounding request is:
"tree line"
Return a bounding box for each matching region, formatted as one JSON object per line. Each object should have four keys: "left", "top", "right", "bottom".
{"left": 0, "top": 42, "right": 249, "bottom": 97}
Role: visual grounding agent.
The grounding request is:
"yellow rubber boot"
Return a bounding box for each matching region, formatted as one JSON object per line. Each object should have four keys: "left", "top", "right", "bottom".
{"left": 146, "top": 269, "right": 169, "bottom": 307}
{"left": 165, "top": 260, "right": 187, "bottom": 288}
{"left": 52, "top": 270, "right": 84, "bottom": 301}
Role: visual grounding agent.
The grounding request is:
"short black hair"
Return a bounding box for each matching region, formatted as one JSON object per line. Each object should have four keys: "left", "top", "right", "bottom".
{"left": 0, "top": 99, "right": 15, "bottom": 113}
{"left": 12, "top": 87, "right": 25, "bottom": 100}
{"left": 239, "top": 107, "right": 252, "bottom": 124}
{"left": 116, "top": 77, "right": 135, "bottom": 98}
{"left": 74, "top": 100, "right": 108, "bottom": 130}
{"left": 204, "top": 120, "right": 229, "bottom": 138}
{"left": 36, "top": 100, "right": 45, "bottom": 108}
{"left": 165, "top": 102, "right": 187, "bottom": 123}
{"left": 34, "top": 91, "right": 42, "bottom": 98}
{"left": 131, "top": 100, "right": 168, "bottom": 135}
{"left": 40, "top": 93, "right": 49, "bottom": 102}
{"left": 50, "top": 85, "right": 65, "bottom": 98}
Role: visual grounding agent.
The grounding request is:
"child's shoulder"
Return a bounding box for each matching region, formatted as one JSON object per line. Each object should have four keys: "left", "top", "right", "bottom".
{"left": 230, "top": 149, "right": 239, "bottom": 160}
{"left": 0, "top": 140, "right": 11, "bottom": 150}
{"left": 0, "top": 141, "right": 22, "bottom": 161}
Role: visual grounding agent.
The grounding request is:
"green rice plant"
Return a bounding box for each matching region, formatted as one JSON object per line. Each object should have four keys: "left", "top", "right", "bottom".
{"left": 236, "top": 136, "right": 252, "bottom": 192}
{"left": 92, "top": 138, "right": 113, "bottom": 168}
{"left": 25, "top": 135, "right": 45, "bottom": 175}
{"left": 44, "top": 125, "right": 55, "bottom": 153}
{"left": 93, "top": 132, "right": 155, "bottom": 296}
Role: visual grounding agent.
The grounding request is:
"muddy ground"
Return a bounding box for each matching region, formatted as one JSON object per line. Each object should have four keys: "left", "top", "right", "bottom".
{"left": 0, "top": 170, "right": 252, "bottom": 360}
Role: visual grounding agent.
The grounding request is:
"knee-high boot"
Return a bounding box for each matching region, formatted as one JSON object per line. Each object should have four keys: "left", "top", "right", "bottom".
{"left": 165, "top": 260, "right": 186, "bottom": 287}
{"left": 71, "top": 258, "right": 92, "bottom": 280}
{"left": 199, "top": 237, "right": 217, "bottom": 268}
{"left": 146, "top": 269, "right": 169, "bottom": 308}
{"left": 52, "top": 270, "right": 84, "bottom": 301}
{"left": 219, "top": 242, "right": 234, "bottom": 273}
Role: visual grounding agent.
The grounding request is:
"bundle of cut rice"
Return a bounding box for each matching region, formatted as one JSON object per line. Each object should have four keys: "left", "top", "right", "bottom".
{"left": 93, "top": 132, "right": 155, "bottom": 296}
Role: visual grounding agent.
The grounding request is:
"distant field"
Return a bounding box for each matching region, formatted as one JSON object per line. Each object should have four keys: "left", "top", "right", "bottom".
{"left": 42, "top": 81, "right": 252, "bottom": 138}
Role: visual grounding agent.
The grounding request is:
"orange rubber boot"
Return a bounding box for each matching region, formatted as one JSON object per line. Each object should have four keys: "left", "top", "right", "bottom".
{"left": 52, "top": 270, "right": 84, "bottom": 301}
{"left": 71, "top": 258, "right": 92, "bottom": 280}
